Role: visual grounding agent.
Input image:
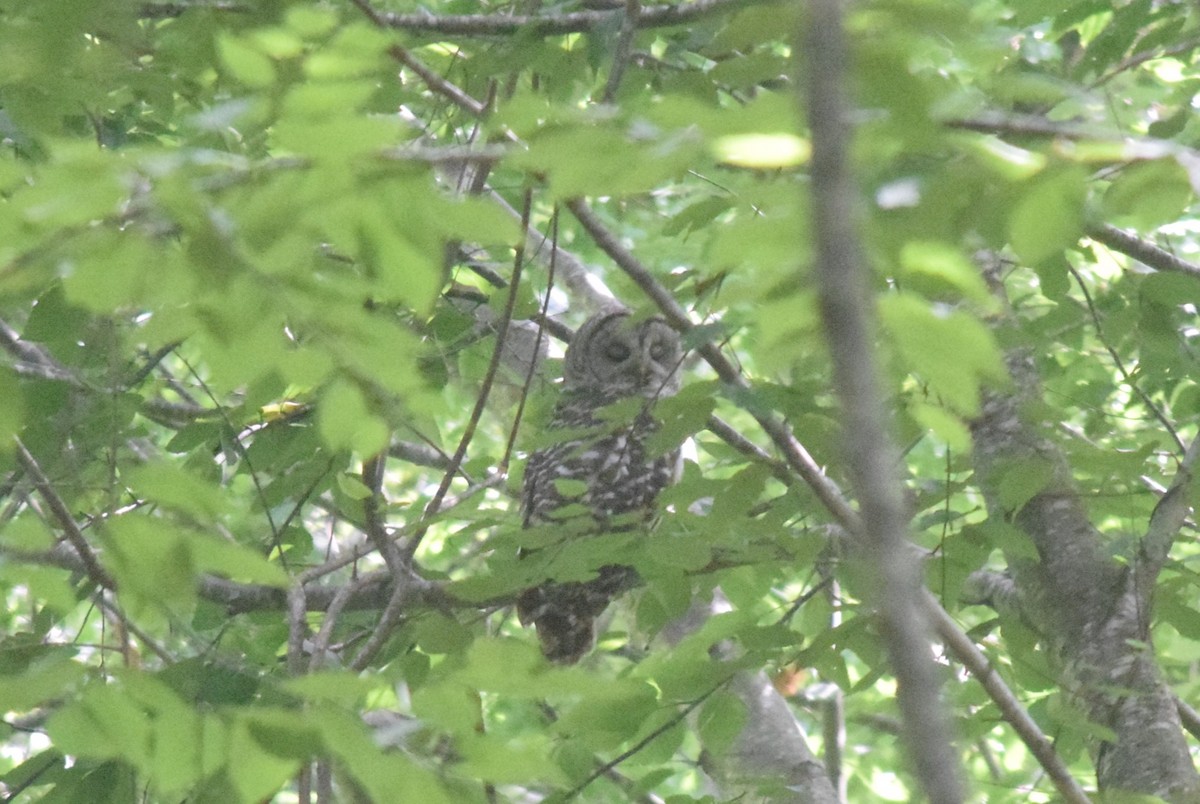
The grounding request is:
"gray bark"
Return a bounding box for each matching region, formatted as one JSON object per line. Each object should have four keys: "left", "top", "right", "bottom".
{"left": 968, "top": 316, "right": 1200, "bottom": 800}
{"left": 662, "top": 591, "right": 839, "bottom": 804}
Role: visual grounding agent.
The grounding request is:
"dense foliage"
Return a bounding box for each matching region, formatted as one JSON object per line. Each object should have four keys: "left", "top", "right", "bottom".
{"left": 2, "top": 0, "right": 1200, "bottom": 801}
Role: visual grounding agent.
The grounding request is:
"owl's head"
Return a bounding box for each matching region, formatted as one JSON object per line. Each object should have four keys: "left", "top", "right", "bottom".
{"left": 563, "top": 310, "right": 682, "bottom": 397}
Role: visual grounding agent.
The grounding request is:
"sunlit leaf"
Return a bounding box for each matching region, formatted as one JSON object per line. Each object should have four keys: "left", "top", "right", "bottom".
{"left": 713, "top": 133, "right": 810, "bottom": 168}
{"left": 1009, "top": 168, "right": 1087, "bottom": 265}
{"left": 878, "top": 294, "right": 1008, "bottom": 416}
{"left": 317, "top": 379, "right": 389, "bottom": 456}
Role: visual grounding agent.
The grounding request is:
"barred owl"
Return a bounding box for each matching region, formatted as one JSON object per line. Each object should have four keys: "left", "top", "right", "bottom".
{"left": 517, "top": 310, "right": 683, "bottom": 663}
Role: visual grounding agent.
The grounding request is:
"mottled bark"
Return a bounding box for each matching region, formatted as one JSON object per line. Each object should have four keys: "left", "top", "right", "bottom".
{"left": 662, "top": 592, "right": 839, "bottom": 804}
{"left": 969, "top": 333, "right": 1200, "bottom": 800}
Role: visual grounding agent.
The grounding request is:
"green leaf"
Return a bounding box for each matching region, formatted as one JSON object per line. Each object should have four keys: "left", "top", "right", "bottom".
{"left": 226, "top": 718, "right": 302, "bottom": 803}
{"left": 994, "top": 457, "right": 1058, "bottom": 513}
{"left": 103, "top": 516, "right": 197, "bottom": 617}
{"left": 411, "top": 681, "right": 482, "bottom": 735}
{"left": 650, "top": 381, "right": 718, "bottom": 454}
{"left": 281, "top": 671, "right": 378, "bottom": 705}
{"left": 310, "top": 705, "right": 452, "bottom": 803}
{"left": 0, "top": 648, "right": 85, "bottom": 712}
{"left": 909, "top": 401, "right": 971, "bottom": 452}
{"left": 412, "top": 612, "right": 474, "bottom": 655}
{"left": 317, "top": 379, "right": 388, "bottom": 456}
{"left": 187, "top": 533, "right": 290, "bottom": 587}
{"left": 878, "top": 293, "right": 1008, "bottom": 416}
{"left": 0, "top": 513, "right": 54, "bottom": 550}
{"left": 1140, "top": 272, "right": 1200, "bottom": 307}
{"left": 217, "top": 35, "right": 276, "bottom": 88}
{"left": 1008, "top": 168, "right": 1087, "bottom": 265}
{"left": 0, "top": 564, "right": 79, "bottom": 614}
{"left": 0, "top": 367, "right": 24, "bottom": 449}
{"left": 48, "top": 683, "right": 153, "bottom": 766}
{"left": 1103, "top": 160, "right": 1193, "bottom": 229}
{"left": 336, "top": 472, "right": 374, "bottom": 500}
{"left": 697, "top": 689, "right": 747, "bottom": 755}
{"left": 554, "top": 679, "right": 658, "bottom": 750}
{"left": 124, "top": 461, "right": 226, "bottom": 522}
{"left": 458, "top": 731, "right": 567, "bottom": 784}
{"left": 713, "top": 133, "right": 809, "bottom": 168}
{"left": 898, "top": 241, "right": 995, "bottom": 305}
{"left": 962, "top": 134, "right": 1046, "bottom": 181}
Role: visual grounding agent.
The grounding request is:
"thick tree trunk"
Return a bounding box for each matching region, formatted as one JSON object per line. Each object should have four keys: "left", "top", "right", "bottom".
{"left": 969, "top": 345, "right": 1200, "bottom": 800}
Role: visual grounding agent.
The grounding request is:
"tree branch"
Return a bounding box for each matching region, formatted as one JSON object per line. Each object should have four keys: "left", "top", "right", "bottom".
{"left": 1087, "top": 223, "right": 1200, "bottom": 280}
{"left": 600, "top": 0, "right": 642, "bottom": 104}
{"left": 921, "top": 594, "right": 1092, "bottom": 804}
{"left": 1066, "top": 264, "right": 1185, "bottom": 452}
{"left": 357, "top": 0, "right": 770, "bottom": 37}
{"left": 969, "top": 259, "right": 1200, "bottom": 799}
{"left": 1137, "top": 432, "right": 1200, "bottom": 589}
{"left": 804, "top": 0, "right": 963, "bottom": 798}
{"left": 13, "top": 438, "right": 114, "bottom": 590}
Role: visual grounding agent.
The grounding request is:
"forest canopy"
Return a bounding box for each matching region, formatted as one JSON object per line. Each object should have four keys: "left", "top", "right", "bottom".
{"left": 1, "top": 0, "right": 1200, "bottom": 801}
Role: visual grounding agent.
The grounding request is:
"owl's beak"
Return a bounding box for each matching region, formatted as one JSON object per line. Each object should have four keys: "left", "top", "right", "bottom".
{"left": 636, "top": 355, "right": 654, "bottom": 384}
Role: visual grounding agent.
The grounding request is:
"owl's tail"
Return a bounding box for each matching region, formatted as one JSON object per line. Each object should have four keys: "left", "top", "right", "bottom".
{"left": 516, "top": 578, "right": 621, "bottom": 664}
{"left": 528, "top": 606, "right": 597, "bottom": 665}
{"left": 517, "top": 566, "right": 638, "bottom": 663}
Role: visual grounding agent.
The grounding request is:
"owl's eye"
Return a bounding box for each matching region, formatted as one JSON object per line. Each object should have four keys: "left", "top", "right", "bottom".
{"left": 648, "top": 340, "right": 671, "bottom": 362}
{"left": 604, "top": 342, "right": 632, "bottom": 362}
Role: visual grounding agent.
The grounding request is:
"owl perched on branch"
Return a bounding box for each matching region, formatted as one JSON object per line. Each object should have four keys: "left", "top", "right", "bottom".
{"left": 517, "top": 309, "right": 684, "bottom": 664}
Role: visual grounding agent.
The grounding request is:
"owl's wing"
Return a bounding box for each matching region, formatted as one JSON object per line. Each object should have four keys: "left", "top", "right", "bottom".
{"left": 520, "top": 447, "right": 548, "bottom": 528}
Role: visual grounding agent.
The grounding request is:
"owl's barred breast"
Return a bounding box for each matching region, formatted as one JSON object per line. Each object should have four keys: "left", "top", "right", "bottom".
{"left": 517, "top": 311, "right": 683, "bottom": 663}
{"left": 524, "top": 393, "right": 679, "bottom": 525}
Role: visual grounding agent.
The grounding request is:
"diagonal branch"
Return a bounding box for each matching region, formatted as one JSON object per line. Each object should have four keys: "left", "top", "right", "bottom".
{"left": 565, "top": 197, "right": 857, "bottom": 529}
{"left": 1066, "top": 264, "right": 1185, "bottom": 452}
{"left": 13, "top": 438, "right": 114, "bottom": 590}
{"left": 1087, "top": 223, "right": 1200, "bottom": 280}
{"left": 921, "top": 594, "right": 1092, "bottom": 803}
{"left": 400, "top": 188, "right": 534, "bottom": 564}
{"left": 1138, "top": 432, "right": 1200, "bottom": 584}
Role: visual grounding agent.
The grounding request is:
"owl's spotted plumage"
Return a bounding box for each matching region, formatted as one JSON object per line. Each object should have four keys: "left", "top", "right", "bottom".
{"left": 517, "top": 310, "right": 683, "bottom": 663}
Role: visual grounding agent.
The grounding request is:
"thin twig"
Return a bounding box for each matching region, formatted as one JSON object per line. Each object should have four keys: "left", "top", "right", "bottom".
{"left": 94, "top": 593, "right": 174, "bottom": 665}
{"left": 502, "top": 209, "right": 558, "bottom": 471}
{"left": 704, "top": 413, "right": 792, "bottom": 484}
{"left": 179, "top": 356, "right": 288, "bottom": 568}
{"left": 1089, "top": 35, "right": 1200, "bottom": 89}
{"left": 362, "top": 453, "right": 404, "bottom": 576}
{"left": 1177, "top": 695, "right": 1200, "bottom": 742}
{"left": 286, "top": 584, "right": 308, "bottom": 676}
{"left": 562, "top": 679, "right": 731, "bottom": 800}
{"left": 348, "top": 569, "right": 423, "bottom": 671}
{"left": 401, "top": 189, "right": 534, "bottom": 562}
{"left": 307, "top": 577, "right": 359, "bottom": 672}
{"left": 138, "top": 1, "right": 246, "bottom": 17}
{"left": 388, "top": 45, "right": 489, "bottom": 118}
{"left": 1137, "top": 431, "right": 1200, "bottom": 584}
{"left": 1066, "top": 264, "right": 1184, "bottom": 452}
